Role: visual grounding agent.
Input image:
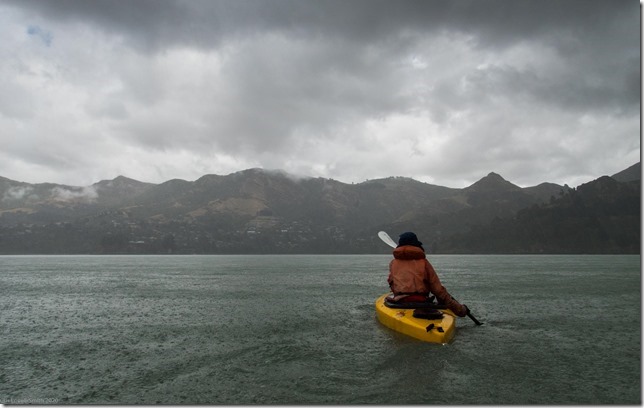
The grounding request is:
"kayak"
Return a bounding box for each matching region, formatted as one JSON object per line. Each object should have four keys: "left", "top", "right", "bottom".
{"left": 375, "top": 293, "right": 457, "bottom": 344}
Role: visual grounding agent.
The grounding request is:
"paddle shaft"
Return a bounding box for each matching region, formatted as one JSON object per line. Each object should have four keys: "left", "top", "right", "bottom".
{"left": 466, "top": 310, "right": 484, "bottom": 326}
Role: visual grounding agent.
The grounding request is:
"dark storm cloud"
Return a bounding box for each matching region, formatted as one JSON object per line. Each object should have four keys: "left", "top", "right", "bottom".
{"left": 13, "top": 0, "right": 635, "bottom": 116}
{"left": 10, "top": 0, "right": 634, "bottom": 48}
{"left": 1, "top": 0, "right": 639, "bottom": 187}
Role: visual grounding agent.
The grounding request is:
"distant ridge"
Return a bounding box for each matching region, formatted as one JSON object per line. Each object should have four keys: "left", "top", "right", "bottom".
{"left": 611, "top": 162, "right": 641, "bottom": 182}
{"left": 0, "top": 163, "right": 639, "bottom": 254}
{"left": 464, "top": 172, "right": 522, "bottom": 192}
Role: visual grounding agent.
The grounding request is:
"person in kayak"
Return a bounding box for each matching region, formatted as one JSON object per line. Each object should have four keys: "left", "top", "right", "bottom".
{"left": 387, "top": 231, "right": 468, "bottom": 317}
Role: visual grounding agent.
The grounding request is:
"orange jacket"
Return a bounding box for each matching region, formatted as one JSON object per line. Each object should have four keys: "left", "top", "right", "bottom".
{"left": 388, "top": 245, "right": 467, "bottom": 317}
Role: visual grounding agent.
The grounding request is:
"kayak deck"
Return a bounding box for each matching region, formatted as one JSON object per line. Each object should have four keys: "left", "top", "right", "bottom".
{"left": 375, "top": 293, "right": 456, "bottom": 344}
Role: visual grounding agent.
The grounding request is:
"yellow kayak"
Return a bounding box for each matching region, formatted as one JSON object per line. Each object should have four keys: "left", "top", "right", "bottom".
{"left": 375, "top": 293, "right": 457, "bottom": 344}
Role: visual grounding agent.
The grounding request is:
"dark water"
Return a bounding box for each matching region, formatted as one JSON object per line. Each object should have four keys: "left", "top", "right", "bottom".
{"left": 0, "top": 254, "right": 640, "bottom": 405}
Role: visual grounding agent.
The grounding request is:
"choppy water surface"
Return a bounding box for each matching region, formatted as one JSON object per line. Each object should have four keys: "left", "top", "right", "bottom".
{"left": 0, "top": 254, "right": 640, "bottom": 404}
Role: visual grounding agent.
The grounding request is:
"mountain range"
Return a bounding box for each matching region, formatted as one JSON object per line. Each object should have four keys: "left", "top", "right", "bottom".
{"left": 0, "top": 163, "right": 639, "bottom": 254}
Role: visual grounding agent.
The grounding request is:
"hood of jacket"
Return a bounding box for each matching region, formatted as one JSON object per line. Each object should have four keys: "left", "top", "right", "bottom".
{"left": 393, "top": 245, "right": 426, "bottom": 260}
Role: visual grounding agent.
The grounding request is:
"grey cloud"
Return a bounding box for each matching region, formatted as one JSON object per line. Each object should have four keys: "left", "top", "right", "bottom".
{"left": 8, "top": 0, "right": 637, "bottom": 117}
{"left": 51, "top": 186, "right": 98, "bottom": 202}
{"left": 455, "top": 62, "right": 638, "bottom": 116}
{"left": 9, "top": 0, "right": 635, "bottom": 51}
{"left": 3, "top": 185, "right": 35, "bottom": 201}
{"left": 210, "top": 35, "right": 411, "bottom": 152}
{"left": 1, "top": 0, "right": 639, "bottom": 188}
{"left": 86, "top": 97, "right": 130, "bottom": 120}
{"left": 0, "top": 82, "right": 36, "bottom": 119}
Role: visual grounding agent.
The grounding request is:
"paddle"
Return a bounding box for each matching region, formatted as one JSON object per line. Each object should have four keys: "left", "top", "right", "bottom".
{"left": 377, "top": 231, "right": 484, "bottom": 326}
{"left": 466, "top": 309, "right": 484, "bottom": 326}
{"left": 377, "top": 231, "right": 397, "bottom": 249}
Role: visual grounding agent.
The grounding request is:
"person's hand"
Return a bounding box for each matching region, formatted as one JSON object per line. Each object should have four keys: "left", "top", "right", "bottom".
{"left": 458, "top": 304, "right": 469, "bottom": 317}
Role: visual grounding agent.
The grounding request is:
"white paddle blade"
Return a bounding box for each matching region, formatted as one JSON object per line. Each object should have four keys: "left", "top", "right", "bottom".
{"left": 377, "top": 231, "right": 397, "bottom": 248}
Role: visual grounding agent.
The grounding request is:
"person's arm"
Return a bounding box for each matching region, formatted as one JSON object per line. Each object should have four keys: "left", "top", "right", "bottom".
{"left": 387, "top": 259, "right": 395, "bottom": 292}
{"left": 425, "top": 261, "right": 467, "bottom": 317}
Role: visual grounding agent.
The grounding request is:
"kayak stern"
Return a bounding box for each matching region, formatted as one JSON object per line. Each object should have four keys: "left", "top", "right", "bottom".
{"left": 375, "top": 293, "right": 456, "bottom": 344}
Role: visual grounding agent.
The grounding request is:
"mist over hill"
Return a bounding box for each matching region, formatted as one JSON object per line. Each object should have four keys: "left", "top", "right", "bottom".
{"left": 0, "top": 164, "right": 639, "bottom": 254}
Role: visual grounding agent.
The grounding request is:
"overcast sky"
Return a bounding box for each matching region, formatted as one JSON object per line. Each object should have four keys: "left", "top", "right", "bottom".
{"left": 1, "top": 0, "right": 640, "bottom": 188}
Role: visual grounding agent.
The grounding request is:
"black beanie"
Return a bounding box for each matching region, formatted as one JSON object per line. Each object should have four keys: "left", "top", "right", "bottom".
{"left": 398, "top": 232, "right": 424, "bottom": 249}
